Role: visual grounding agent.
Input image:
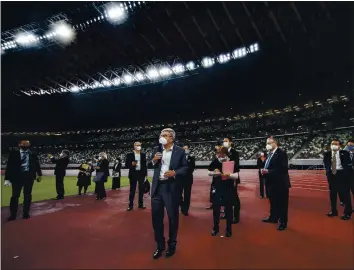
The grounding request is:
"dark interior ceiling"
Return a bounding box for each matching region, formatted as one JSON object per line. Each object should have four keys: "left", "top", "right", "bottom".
{"left": 1, "top": 1, "right": 352, "bottom": 131}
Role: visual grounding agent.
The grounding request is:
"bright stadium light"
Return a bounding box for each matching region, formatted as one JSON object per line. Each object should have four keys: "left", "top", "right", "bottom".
{"left": 102, "top": 80, "right": 112, "bottom": 87}
{"left": 186, "top": 61, "right": 195, "bottom": 70}
{"left": 250, "top": 43, "right": 259, "bottom": 53}
{"left": 15, "top": 33, "right": 38, "bottom": 46}
{"left": 50, "top": 22, "right": 75, "bottom": 45}
{"left": 159, "top": 67, "right": 172, "bottom": 77}
{"left": 70, "top": 85, "right": 80, "bottom": 92}
{"left": 112, "top": 78, "right": 121, "bottom": 86}
{"left": 218, "top": 54, "right": 231, "bottom": 64}
{"left": 123, "top": 74, "right": 133, "bottom": 84}
{"left": 135, "top": 72, "right": 145, "bottom": 81}
{"left": 202, "top": 57, "right": 214, "bottom": 68}
{"left": 147, "top": 68, "right": 160, "bottom": 79}
{"left": 106, "top": 4, "right": 127, "bottom": 24}
{"left": 172, "top": 64, "right": 185, "bottom": 74}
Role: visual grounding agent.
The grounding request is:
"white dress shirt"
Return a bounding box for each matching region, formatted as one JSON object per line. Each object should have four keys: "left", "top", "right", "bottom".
{"left": 159, "top": 145, "right": 174, "bottom": 180}
{"left": 134, "top": 151, "right": 141, "bottom": 171}
{"left": 332, "top": 151, "right": 343, "bottom": 170}
{"left": 264, "top": 147, "right": 278, "bottom": 169}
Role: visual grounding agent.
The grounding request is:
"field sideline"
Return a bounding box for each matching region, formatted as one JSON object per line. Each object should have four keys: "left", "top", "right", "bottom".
{"left": 1, "top": 176, "right": 151, "bottom": 207}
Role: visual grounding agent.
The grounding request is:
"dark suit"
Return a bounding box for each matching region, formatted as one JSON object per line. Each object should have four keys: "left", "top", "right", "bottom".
{"left": 126, "top": 152, "right": 147, "bottom": 207}
{"left": 257, "top": 157, "right": 269, "bottom": 198}
{"left": 5, "top": 149, "right": 42, "bottom": 217}
{"left": 228, "top": 148, "right": 241, "bottom": 221}
{"left": 151, "top": 145, "right": 188, "bottom": 250}
{"left": 51, "top": 156, "right": 69, "bottom": 198}
{"left": 112, "top": 160, "right": 122, "bottom": 190}
{"left": 264, "top": 148, "right": 291, "bottom": 226}
{"left": 180, "top": 155, "right": 195, "bottom": 214}
{"left": 95, "top": 159, "right": 110, "bottom": 199}
{"left": 323, "top": 150, "right": 352, "bottom": 216}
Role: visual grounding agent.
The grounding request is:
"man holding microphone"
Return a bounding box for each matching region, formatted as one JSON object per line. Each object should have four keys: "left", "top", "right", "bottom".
{"left": 150, "top": 128, "right": 188, "bottom": 259}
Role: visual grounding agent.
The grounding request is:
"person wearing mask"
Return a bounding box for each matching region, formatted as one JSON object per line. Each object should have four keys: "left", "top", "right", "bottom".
{"left": 150, "top": 128, "right": 188, "bottom": 259}
{"left": 206, "top": 145, "right": 222, "bottom": 210}
{"left": 257, "top": 152, "right": 269, "bottom": 198}
{"left": 344, "top": 140, "right": 354, "bottom": 203}
{"left": 4, "top": 140, "right": 42, "bottom": 221}
{"left": 261, "top": 137, "right": 291, "bottom": 231}
{"left": 94, "top": 152, "right": 110, "bottom": 200}
{"left": 180, "top": 145, "right": 196, "bottom": 216}
{"left": 222, "top": 137, "right": 241, "bottom": 224}
{"left": 208, "top": 147, "right": 239, "bottom": 237}
{"left": 76, "top": 159, "right": 94, "bottom": 196}
{"left": 112, "top": 157, "right": 122, "bottom": 190}
{"left": 126, "top": 142, "right": 148, "bottom": 211}
{"left": 48, "top": 150, "right": 70, "bottom": 200}
{"left": 323, "top": 139, "right": 352, "bottom": 220}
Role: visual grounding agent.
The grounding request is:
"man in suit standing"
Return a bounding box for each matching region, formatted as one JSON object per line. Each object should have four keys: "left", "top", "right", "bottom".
{"left": 261, "top": 137, "right": 291, "bottom": 231}
{"left": 126, "top": 142, "right": 147, "bottom": 211}
{"left": 222, "top": 137, "right": 241, "bottom": 223}
{"left": 48, "top": 150, "right": 70, "bottom": 200}
{"left": 344, "top": 140, "right": 354, "bottom": 203}
{"left": 4, "top": 140, "right": 42, "bottom": 221}
{"left": 323, "top": 139, "right": 352, "bottom": 220}
{"left": 150, "top": 128, "right": 188, "bottom": 259}
{"left": 180, "top": 145, "right": 195, "bottom": 216}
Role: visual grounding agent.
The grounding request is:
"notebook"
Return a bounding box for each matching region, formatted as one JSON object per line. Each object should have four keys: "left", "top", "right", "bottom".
{"left": 222, "top": 161, "right": 234, "bottom": 180}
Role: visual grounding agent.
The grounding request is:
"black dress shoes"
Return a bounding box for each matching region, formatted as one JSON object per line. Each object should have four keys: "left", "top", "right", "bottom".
{"left": 327, "top": 212, "right": 338, "bottom": 217}
{"left": 153, "top": 249, "right": 164, "bottom": 259}
{"left": 53, "top": 197, "right": 64, "bottom": 200}
{"left": 277, "top": 223, "right": 287, "bottom": 231}
{"left": 340, "top": 215, "right": 351, "bottom": 220}
{"left": 340, "top": 202, "right": 344, "bottom": 206}
{"left": 262, "top": 217, "right": 278, "bottom": 223}
{"left": 232, "top": 217, "right": 239, "bottom": 224}
{"left": 165, "top": 246, "right": 176, "bottom": 258}
{"left": 181, "top": 211, "right": 189, "bottom": 216}
{"left": 225, "top": 231, "right": 232, "bottom": 237}
{"left": 23, "top": 214, "right": 31, "bottom": 219}
{"left": 211, "top": 229, "right": 219, "bottom": 236}
{"left": 7, "top": 216, "right": 16, "bottom": 221}
{"left": 138, "top": 205, "right": 146, "bottom": 210}
{"left": 127, "top": 207, "right": 133, "bottom": 211}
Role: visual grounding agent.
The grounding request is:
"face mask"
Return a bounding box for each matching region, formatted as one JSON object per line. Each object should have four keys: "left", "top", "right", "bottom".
{"left": 185, "top": 150, "right": 190, "bottom": 154}
{"left": 218, "top": 157, "right": 227, "bottom": 162}
{"left": 266, "top": 144, "right": 273, "bottom": 151}
{"left": 60, "top": 153, "right": 64, "bottom": 157}
{"left": 260, "top": 153, "right": 265, "bottom": 157}
{"left": 136, "top": 146, "right": 142, "bottom": 151}
{"left": 98, "top": 156, "right": 102, "bottom": 160}
{"left": 223, "top": 142, "right": 229, "bottom": 148}
{"left": 159, "top": 137, "right": 168, "bottom": 145}
{"left": 331, "top": 145, "right": 339, "bottom": 151}
{"left": 20, "top": 146, "right": 29, "bottom": 151}
{"left": 345, "top": 145, "right": 354, "bottom": 152}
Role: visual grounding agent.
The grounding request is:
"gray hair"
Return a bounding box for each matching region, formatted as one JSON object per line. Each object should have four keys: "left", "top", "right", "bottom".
{"left": 161, "top": 128, "right": 176, "bottom": 140}
{"left": 99, "top": 152, "right": 107, "bottom": 159}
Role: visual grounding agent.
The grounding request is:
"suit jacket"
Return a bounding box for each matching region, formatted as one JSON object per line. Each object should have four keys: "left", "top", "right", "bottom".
{"left": 257, "top": 157, "right": 267, "bottom": 175}
{"left": 125, "top": 152, "right": 147, "bottom": 178}
{"left": 112, "top": 161, "right": 122, "bottom": 177}
{"left": 51, "top": 156, "right": 69, "bottom": 176}
{"left": 323, "top": 150, "right": 352, "bottom": 176}
{"left": 264, "top": 148, "right": 291, "bottom": 189}
{"left": 150, "top": 145, "right": 188, "bottom": 197}
{"left": 96, "top": 159, "right": 110, "bottom": 181}
{"left": 185, "top": 155, "right": 196, "bottom": 183}
{"left": 228, "top": 148, "right": 240, "bottom": 172}
{"left": 5, "top": 149, "right": 42, "bottom": 182}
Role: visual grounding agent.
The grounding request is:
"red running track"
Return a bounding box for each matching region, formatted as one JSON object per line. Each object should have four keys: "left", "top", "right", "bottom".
{"left": 1, "top": 170, "right": 353, "bottom": 269}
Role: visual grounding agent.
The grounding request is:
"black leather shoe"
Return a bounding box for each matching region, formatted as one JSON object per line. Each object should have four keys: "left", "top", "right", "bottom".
{"left": 7, "top": 216, "right": 16, "bottom": 221}
{"left": 138, "top": 205, "right": 146, "bottom": 210}
{"left": 127, "top": 207, "right": 133, "bottom": 211}
{"left": 211, "top": 229, "right": 219, "bottom": 236}
{"left": 277, "top": 224, "right": 287, "bottom": 231}
{"left": 340, "top": 202, "right": 344, "bottom": 206}
{"left": 182, "top": 211, "right": 189, "bottom": 216}
{"left": 327, "top": 212, "right": 338, "bottom": 217}
{"left": 262, "top": 217, "right": 278, "bottom": 223}
{"left": 233, "top": 217, "right": 239, "bottom": 224}
{"left": 23, "top": 214, "right": 31, "bottom": 219}
{"left": 340, "top": 215, "right": 351, "bottom": 220}
{"left": 225, "top": 231, "right": 232, "bottom": 237}
{"left": 165, "top": 247, "right": 176, "bottom": 258}
{"left": 53, "top": 197, "right": 64, "bottom": 200}
{"left": 152, "top": 249, "right": 164, "bottom": 259}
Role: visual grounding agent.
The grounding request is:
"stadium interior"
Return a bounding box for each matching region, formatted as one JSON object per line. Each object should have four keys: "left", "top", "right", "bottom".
{"left": 1, "top": 1, "right": 353, "bottom": 269}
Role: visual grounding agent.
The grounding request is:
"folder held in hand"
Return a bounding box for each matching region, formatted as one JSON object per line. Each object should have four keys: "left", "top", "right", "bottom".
{"left": 222, "top": 161, "right": 234, "bottom": 180}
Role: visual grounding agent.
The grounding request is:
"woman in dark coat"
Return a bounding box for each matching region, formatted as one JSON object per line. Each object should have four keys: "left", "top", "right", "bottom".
{"left": 208, "top": 147, "right": 239, "bottom": 237}
{"left": 94, "top": 152, "right": 110, "bottom": 200}
{"left": 112, "top": 158, "right": 122, "bottom": 190}
{"left": 77, "top": 159, "right": 94, "bottom": 195}
{"left": 257, "top": 152, "right": 269, "bottom": 198}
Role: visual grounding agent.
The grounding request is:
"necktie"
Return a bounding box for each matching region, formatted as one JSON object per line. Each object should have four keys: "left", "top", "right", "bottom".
{"left": 265, "top": 152, "right": 273, "bottom": 169}
{"left": 21, "top": 152, "right": 28, "bottom": 171}
{"left": 350, "top": 152, "right": 353, "bottom": 161}
{"left": 331, "top": 152, "right": 337, "bottom": 175}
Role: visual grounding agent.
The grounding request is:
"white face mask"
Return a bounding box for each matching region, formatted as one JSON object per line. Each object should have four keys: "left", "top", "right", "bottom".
{"left": 185, "top": 150, "right": 190, "bottom": 154}
{"left": 260, "top": 153, "right": 264, "bottom": 157}
{"left": 223, "top": 142, "right": 230, "bottom": 148}
{"left": 218, "top": 157, "right": 228, "bottom": 162}
{"left": 159, "top": 137, "right": 168, "bottom": 145}
{"left": 60, "top": 153, "right": 64, "bottom": 157}
{"left": 266, "top": 144, "right": 273, "bottom": 151}
{"left": 136, "top": 146, "right": 141, "bottom": 151}
{"left": 331, "top": 145, "right": 339, "bottom": 151}
{"left": 98, "top": 156, "right": 102, "bottom": 160}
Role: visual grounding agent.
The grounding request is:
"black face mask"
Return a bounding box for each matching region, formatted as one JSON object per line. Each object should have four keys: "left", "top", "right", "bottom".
{"left": 20, "top": 146, "right": 29, "bottom": 151}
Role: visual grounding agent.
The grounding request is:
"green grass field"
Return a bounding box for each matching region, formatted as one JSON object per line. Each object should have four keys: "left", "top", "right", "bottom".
{"left": 1, "top": 176, "right": 146, "bottom": 207}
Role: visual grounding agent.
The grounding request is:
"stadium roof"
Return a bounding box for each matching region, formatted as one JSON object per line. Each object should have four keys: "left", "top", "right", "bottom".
{"left": 1, "top": 1, "right": 352, "bottom": 131}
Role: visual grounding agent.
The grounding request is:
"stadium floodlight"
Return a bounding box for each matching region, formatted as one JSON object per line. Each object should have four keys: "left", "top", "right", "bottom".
{"left": 147, "top": 68, "right": 160, "bottom": 79}
{"left": 102, "top": 80, "right": 112, "bottom": 87}
{"left": 106, "top": 4, "right": 127, "bottom": 24}
{"left": 186, "top": 61, "right": 195, "bottom": 70}
{"left": 201, "top": 57, "right": 214, "bottom": 68}
{"left": 218, "top": 54, "right": 231, "bottom": 64}
{"left": 123, "top": 74, "right": 133, "bottom": 84}
{"left": 112, "top": 78, "right": 121, "bottom": 86}
{"left": 15, "top": 32, "right": 38, "bottom": 46}
{"left": 135, "top": 72, "right": 145, "bottom": 81}
{"left": 70, "top": 85, "right": 80, "bottom": 92}
{"left": 159, "top": 67, "right": 172, "bottom": 77}
{"left": 172, "top": 64, "right": 185, "bottom": 74}
{"left": 250, "top": 43, "right": 259, "bottom": 53}
{"left": 50, "top": 22, "right": 75, "bottom": 45}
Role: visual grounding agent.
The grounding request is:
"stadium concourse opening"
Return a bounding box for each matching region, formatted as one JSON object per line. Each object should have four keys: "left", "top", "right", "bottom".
{"left": 1, "top": 1, "right": 353, "bottom": 270}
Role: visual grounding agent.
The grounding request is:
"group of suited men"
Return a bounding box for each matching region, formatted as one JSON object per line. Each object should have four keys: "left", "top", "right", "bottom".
{"left": 3, "top": 134, "right": 353, "bottom": 260}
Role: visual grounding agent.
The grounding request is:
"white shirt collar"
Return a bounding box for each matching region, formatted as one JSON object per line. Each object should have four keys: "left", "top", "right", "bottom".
{"left": 20, "top": 149, "right": 28, "bottom": 153}
{"left": 163, "top": 144, "right": 174, "bottom": 152}
{"left": 228, "top": 147, "right": 232, "bottom": 152}
{"left": 272, "top": 147, "right": 278, "bottom": 154}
